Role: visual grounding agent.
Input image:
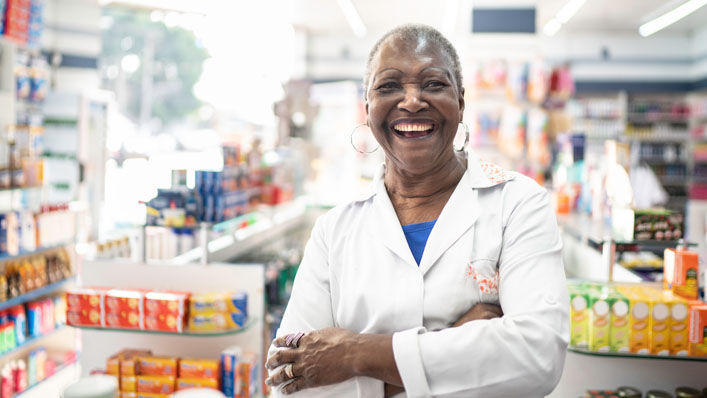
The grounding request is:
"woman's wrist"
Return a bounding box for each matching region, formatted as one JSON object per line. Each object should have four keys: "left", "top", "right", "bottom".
{"left": 348, "top": 333, "right": 401, "bottom": 385}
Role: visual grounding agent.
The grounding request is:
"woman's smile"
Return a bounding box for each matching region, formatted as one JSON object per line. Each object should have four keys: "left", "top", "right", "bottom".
{"left": 390, "top": 119, "right": 437, "bottom": 139}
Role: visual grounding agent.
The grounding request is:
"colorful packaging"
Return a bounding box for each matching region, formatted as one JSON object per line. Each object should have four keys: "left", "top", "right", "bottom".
{"left": 221, "top": 346, "right": 242, "bottom": 398}
{"left": 121, "top": 376, "right": 137, "bottom": 392}
{"left": 8, "top": 305, "right": 26, "bottom": 345}
{"left": 236, "top": 352, "right": 259, "bottom": 398}
{"left": 189, "top": 291, "right": 247, "bottom": 316}
{"left": 616, "top": 286, "right": 650, "bottom": 354}
{"left": 608, "top": 290, "right": 630, "bottom": 353}
{"left": 663, "top": 292, "right": 689, "bottom": 356}
{"left": 689, "top": 304, "right": 707, "bottom": 345}
{"left": 106, "top": 289, "right": 145, "bottom": 313}
{"left": 144, "top": 313, "right": 183, "bottom": 333}
{"left": 588, "top": 289, "right": 610, "bottom": 352}
{"left": 26, "top": 301, "right": 41, "bottom": 338}
{"left": 137, "top": 356, "right": 178, "bottom": 377}
{"left": 144, "top": 291, "right": 188, "bottom": 316}
{"left": 664, "top": 248, "right": 699, "bottom": 300}
{"left": 176, "top": 377, "right": 219, "bottom": 390}
{"left": 54, "top": 295, "right": 66, "bottom": 327}
{"left": 178, "top": 358, "right": 220, "bottom": 379}
{"left": 568, "top": 286, "right": 589, "bottom": 348}
{"left": 107, "top": 356, "right": 120, "bottom": 376}
{"left": 105, "top": 310, "right": 142, "bottom": 330}
{"left": 66, "top": 287, "right": 106, "bottom": 311}
{"left": 689, "top": 342, "right": 707, "bottom": 357}
{"left": 121, "top": 393, "right": 137, "bottom": 398}
{"left": 643, "top": 288, "right": 671, "bottom": 356}
{"left": 188, "top": 311, "right": 246, "bottom": 332}
{"left": 136, "top": 375, "right": 175, "bottom": 394}
{"left": 135, "top": 393, "right": 170, "bottom": 398}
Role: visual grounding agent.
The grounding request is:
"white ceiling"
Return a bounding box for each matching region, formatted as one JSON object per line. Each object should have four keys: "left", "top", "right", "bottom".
{"left": 289, "top": 0, "right": 707, "bottom": 36}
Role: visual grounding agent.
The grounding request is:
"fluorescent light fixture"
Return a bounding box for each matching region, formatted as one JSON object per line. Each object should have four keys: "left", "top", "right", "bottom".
{"left": 542, "top": 0, "right": 589, "bottom": 36}
{"left": 337, "top": 0, "right": 367, "bottom": 37}
{"left": 556, "top": 0, "right": 588, "bottom": 23}
{"left": 543, "top": 18, "right": 562, "bottom": 36}
{"left": 639, "top": 0, "right": 707, "bottom": 37}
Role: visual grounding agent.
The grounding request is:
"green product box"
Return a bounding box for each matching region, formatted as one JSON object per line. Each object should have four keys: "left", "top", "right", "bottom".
{"left": 588, "top": 289, "right": 611, "bottom": 352}
{"left": 569, "top": 286, "right": 590, "bottom": 348}
{"left": 608, "top": 289, "right": 631, "bottom": 352}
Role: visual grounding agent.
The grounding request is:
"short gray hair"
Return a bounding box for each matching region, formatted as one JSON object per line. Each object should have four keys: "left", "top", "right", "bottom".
{"left": 363, "top": 24, "right": 463, "bottom": 100}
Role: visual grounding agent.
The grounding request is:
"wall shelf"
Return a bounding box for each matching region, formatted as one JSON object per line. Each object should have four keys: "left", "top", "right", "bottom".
{"left": 0, "top": 277, "right": 75, "bottom": 312}
{"left": 71, "top": 318, "right": 255, "bottom": 337}
{"left": 569, "top": 347, "right": 707, "bottom": 362}
{"left": 15, "top": 357, "right": 79, "bottom": 397}
{"left": 0, "top": 327, "right": 67, "bottom": 362}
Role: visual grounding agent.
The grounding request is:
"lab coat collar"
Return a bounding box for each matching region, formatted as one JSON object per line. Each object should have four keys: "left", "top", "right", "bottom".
{"left": 361, "top": 152, "right": 513, "bottom": 271}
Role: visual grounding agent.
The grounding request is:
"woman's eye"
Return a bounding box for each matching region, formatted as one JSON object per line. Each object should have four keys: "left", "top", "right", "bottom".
{"left": 425, "top": 81, "right": 446, "bottom": 89}
{"left": 376, "top": 82, "right": 400, "bottom": 91}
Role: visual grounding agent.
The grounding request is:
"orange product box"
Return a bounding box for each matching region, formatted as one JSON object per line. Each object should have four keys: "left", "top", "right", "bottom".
{"left": 136, "top": 394, "right": 170, "bottom": 398}
{"left": 106, "top": 289, "right": 145, "bottom": 313}
{"left": 107, "top": 356, "right": 120, "bottom": 376}
{"left": 178, "top": 358, "right": 219, "bottom": 379}
{"left": 176, "top": 377, "right": 219, "bottom": 390}
{"left": 689, "top": 342, "right": 707, "bottom": 357}
{"left": 105, "top": 310, "right": 142, "bottom": 330}
{"left": 136, "top": 375, "right": 175, "bottom": 394}
{"left": 107, "top": 349, "right": 152, "bottom": 376}
{"left": 66, "top": 287, "right": 107, "bottom": 310}
{"left": 689, "top": 304, "right": 707, "bottom": 344}
{"left": 144, "top": 291, "right": 189, "bottom": 316}
{"left": 144, "top": 314, "right": 184, "bottom": 333}
{"left": 121, "top": 376, "right": 137, "bottom": 392}
{"left": 121, "top": 357, "right": 139, "bottom": 376}
{"left": 137, "top": 356, "right": 178, "bottom": 377}
{"left": 664, "top": 248, "right": 700, "bottom": 300}
{"left": 121, "top": 393, "right": 137, "bottom": 398}
{"left": 66, "top": 309, "right": 102, "bottom": 327}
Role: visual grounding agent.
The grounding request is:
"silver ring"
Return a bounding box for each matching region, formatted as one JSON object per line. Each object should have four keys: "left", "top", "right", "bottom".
{"left": 284, "top": 363, "right": 294, "bottom": 379}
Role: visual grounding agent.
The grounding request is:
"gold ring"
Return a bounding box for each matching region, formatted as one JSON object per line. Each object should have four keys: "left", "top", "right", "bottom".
{"left": 284, "top": 363, "right": 294, "bottom": 379}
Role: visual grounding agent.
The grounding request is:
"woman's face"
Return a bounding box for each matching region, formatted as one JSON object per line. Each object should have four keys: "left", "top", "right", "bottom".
{"left": 366, "top": 37, "right": 464, "bottom": 175}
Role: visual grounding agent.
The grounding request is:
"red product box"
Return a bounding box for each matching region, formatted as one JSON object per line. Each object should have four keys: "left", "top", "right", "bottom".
{"left": 7, "top": 0, "right": 31, "bottom": 7}
{"left": 144, "top": 291, "right": 189, "bottom": 316}
{"left": 66, "top": 287, "right": 106, "bottom": 311}
{"left": 5, "top": 7, "right": 30, "bottom": 21}
{"left": 66, "top": 309, "right": 102, "bottom": 327}
{"left": 689, "top": 304, "right": 707, "bottom": 344}
{"left": 144, "top": 314, "right": 183, "bottom": 333}
{"left": 105, "top": 310, "right": 142, "bottom": 330}
{"left": 106, "top": 289, "right": 145, "bottom": 313}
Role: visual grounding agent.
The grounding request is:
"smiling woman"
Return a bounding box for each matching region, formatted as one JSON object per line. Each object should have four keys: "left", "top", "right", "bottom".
{"left": 266, "top": 24, "right": 569, "bottom": 398}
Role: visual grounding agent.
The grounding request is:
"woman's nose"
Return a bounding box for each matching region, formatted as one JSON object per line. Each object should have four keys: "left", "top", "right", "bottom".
{"left": 397, "top": 86, "right": 428, "bottom": 113}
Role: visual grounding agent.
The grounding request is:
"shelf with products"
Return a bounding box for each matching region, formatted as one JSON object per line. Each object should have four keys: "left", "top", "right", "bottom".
{"left": 0, "top": 326, "right": 67, "bottom": 362}
{"left": 14, "top": 356, "right": 79, "bottom": 398}
{"left": 0, "top": 277, "right": 74, "bottom": 313}
{"left": 71, "top": 318, "right": 256, "bottom": 337}
{"left": 568, "top": 347, "right": 707, "bottom": 362}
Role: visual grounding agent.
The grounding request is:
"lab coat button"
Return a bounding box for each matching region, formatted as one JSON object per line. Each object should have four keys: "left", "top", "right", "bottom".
{"left": 544, "top": 293, "right": 557, "bottom": 305}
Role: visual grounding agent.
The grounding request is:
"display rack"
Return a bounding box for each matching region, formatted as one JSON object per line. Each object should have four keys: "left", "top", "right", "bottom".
{"left": 568, "top": 347, "right": 707, "bottom": 362}
{"left": 0, "top": 277, "right": 75, "bottom": 312}
{"left": 72, "top": 318, "right": 256, "bottom": 337}
{"left": 15, "top": 358, "right": 80, "bottom": 398}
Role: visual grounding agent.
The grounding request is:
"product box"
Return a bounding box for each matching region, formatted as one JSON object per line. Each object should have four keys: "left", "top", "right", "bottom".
{"left": 66, "top": 287, "right": 106, "bottom": 311}
{"left": 136, "top": 375, "right": 175, "bottom": 394}
{"left": 121, "top": 376, "right": 137, "bottom": 392}
{"left": 643, "top": 288, "right": 671, "bottom": 356}
{"left": 588, "top": 289, "right": 610, "bottom": 352}
{"left": 664, "top": 248, "right": 699, "bottom": 300}
{"left": 106, "top": 289, "right": 145, "bottom": 313}
{"left": 105, "top": 309, "right": 142, "bottom": 330}
{"left": 236, "top": 351, "right": 259, "bottom": 398}
{"left": 178, "top": 358, "right": 220, "bottom": 379}
{"left": 136, "top": 394, "right": 170, "bottom": 398}
{"left": 137, "top": 356, "right": 178, "bottom": 377}
{"left": 144, "top": 291, "right": 189, "bottom": 316}
{"left": 689, "top": 304, "right": 707, "bottom": 345}
{"left": 616, "top": 286, "right": 650, "bottom": 354}
{"left": 608, "top": 290, "right": 630, "bottom": 353}
{"left": 188, "top": 311, "right": 246, "bottom": 332}
{"left": 568, "top": 286, "right": 589, "bottom": 348}
{"left": 663, "top": 292, "right": 690, "bottom": 356}
{"left": 176, "top": 377, "right": 219, "bottom": 390}
{"left": 107, "top": 349, "right": 152, "bottom": 377}
{"left": 144, "top": 314, "right": 184, "bottom": 333}
{"left": 66, "top": 309, "right": 102, "bottom": 327}
{"left": 189, "top": 291, "right": 247, "bottom": 316}
{"left": 121, "top": 393, "right": 137, "bottom": 398}
{"left": 221, "top": 346, "right": 242, "bottom": 398}
{"left": 612, "top": 208, "right": 683, "bottom": 241}
{"left": 689, "top": 342, "right": 707, "bottom": 357}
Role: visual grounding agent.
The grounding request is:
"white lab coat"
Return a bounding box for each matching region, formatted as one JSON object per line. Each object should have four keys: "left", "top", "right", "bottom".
{"left": 269, "top": 154, "right": 570, "bottom": 398}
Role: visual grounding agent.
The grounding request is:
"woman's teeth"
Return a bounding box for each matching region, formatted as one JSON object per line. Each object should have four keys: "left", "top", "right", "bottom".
{"left": 392, "top": 123, "right": 434, "bottom": 138}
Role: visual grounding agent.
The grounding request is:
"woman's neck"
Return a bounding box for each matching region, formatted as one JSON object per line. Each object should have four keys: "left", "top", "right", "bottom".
{"left": 384, "top": 152, "right": 467, "bottom": 224}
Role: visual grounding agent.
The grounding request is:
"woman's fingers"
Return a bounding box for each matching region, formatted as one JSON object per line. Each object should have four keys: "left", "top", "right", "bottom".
{"left": 266, "top": 348, "right": 297, "bottom": 370}
{"left": 274, "top": 332, "right": 307, "bottom": 348}
{"left": 265, "top": 362, "right": 302, "bottom": 387}
{"left": 281, "top": 377, "right": 308, "bottom": 395}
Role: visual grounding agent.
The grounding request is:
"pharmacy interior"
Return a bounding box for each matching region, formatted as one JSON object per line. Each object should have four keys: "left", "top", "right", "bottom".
{"left": 1, "top": 0, "right": 707, "bottom": 397}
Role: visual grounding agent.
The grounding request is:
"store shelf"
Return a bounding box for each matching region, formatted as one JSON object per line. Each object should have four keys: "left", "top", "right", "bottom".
{"left": 72, "top": 317, "right": 255, "bottom": 337}
{"left": 569, "top": 347, "right": 707, "bottom": 362}
{"left": 15, "top": 357, "right": 79, "bottom": 397}
{"left": 0, "top": 277, "right": 75, "bottom": 312}
{"left": 0, "top": 186, "right": 42, "bottom": 194}
{"left": 625, "top": 133, "right": 690, "bottom": 142}
{"left": 0, "top": 327, "right": 67, "bottom": 361}
{"left": 0, "top": 242, "right": 75, "bottom": 261}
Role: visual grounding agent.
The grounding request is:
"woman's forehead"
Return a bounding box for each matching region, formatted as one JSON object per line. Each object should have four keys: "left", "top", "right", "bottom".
{"left": 373, "top": 36, "right": 450, "bottom": 72}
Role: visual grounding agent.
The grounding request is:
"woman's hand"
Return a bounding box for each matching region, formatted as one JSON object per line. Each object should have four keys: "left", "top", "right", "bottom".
{"left": 266, "top": 328, "right": 358, "bottom": 395}
{"left": 383, "top": 303, "right": 504, "bottom": 397}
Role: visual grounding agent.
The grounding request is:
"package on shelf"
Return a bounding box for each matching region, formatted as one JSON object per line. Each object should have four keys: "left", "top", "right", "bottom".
{"left": 121, "top": 375, "right": 136, "bottom": 393}
{"left": 664, "top": 248, "right": 699, "bottom": 300}
{"left": 4, "top": 0, "right": 30, "bottom": 44}
{"left": 104, "top": 289, "right": 145, "bottom": 330}
{"left": 189, "top": 291, "right": 247, "bottom": 316}
{"left": 66, "top": 286, "right": 107, "bottom": 327}
{"left": 611, "top": 207, "right": 683, "bottom": 241}
{"left": 587, "top": 289, "right": 610, "bottom": 352}
{"left": 568, "top": 284, "right": 589, "bottom": 348}
{"left": 188, "top": 311, "right": 245, "bottom": 333}
{"left": 136, "top": 375, "right": 175, "bottom": 394}
{"left": 178, "top": 358, "right": 219, "bottom": 379}
{"left": 220, "top": 346, "right": 241, "bottom": 398}
{"left": 106, "top": 349, "right": 152, "bottom": 379}
{"left": 136, "top": 356, "right": 178, "bottom": 377}
{"left": 608, "top": 290, "right": 630, "bottom": 353}
{"left": 0, "top": 212, "right": 19, "bottom": 256}
{"left": 36, "top": 205, "right": 76, "bottom": 248}
{"left": 176, "top": 377, "right": 219, "bottom": 391}
{"left": 143, "top": 291, "right": 189, "bottom": 333}
{"left": 662, "top": 292, "right": 690, "bottom": 355}
{"left": 0, "top": 0, "right": 6, "bottom": 34}
{"left": 689, "top": 304, "right": 707, "bottom": 346}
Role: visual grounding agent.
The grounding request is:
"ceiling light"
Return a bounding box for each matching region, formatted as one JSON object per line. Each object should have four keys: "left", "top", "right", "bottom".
{"left": 556, "top": 0, "right": 588, "bottom": 23}
{"left": 639, "top": 0, "right": 707, "bottom": 37}
{"left": 336, "top": 0, "right": 367, "bottom": 38}
{"left": 543, "top": 18, "right": 562, "bottom": 36}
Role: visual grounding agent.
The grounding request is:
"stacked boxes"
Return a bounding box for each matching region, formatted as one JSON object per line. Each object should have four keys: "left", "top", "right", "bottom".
{"left": 188, "top": 291, "right": 247, "bottom": 333}
{"left": 611, "top": 208, "right": 684, "bottom": 241}
{"left": 177, "top": 358, "right": 220, "bottom": 392}
{"left": 105, "top": 289, "right": 144, "bottom": 330}
{"left": 221, "top": 347, "right": 259, "bottom": 398}
{"left": 195, "top": 168, "right": 251, "bottom": 224}
{"left": 664, "top": 248, "right": 699, "bottom": 300}
{"left": 3, "top": 0, "right": 30, "bottom": 44}
{"left": 144, "top": 291, "right": 188, "bottom": 333}
{"left": 66, "top": 287, "right": 106, "bottom": 327}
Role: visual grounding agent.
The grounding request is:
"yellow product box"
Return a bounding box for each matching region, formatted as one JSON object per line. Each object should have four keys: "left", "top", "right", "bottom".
{"left": 121, "top": 376, "right": 137, "bottom": 393}
{"left": 136, "top": 394, "right": 170, "bottom": 398}
{"left": 641, "top": 286, "right": 671, "bottom": 356}
{"left": 122, "top": 393, "right": 137, "bottom": 398}
{"left": 189, "top": 291, "right": 247, "bottom": 315}
{"left": 615, "top": 286, "right": 650, "bottom": 354}
{"left": 176, "top": 377, "right": 219, "bottom": 390}
{"left": 608, "top": 289, "right": 630, "bottom": 353}
{"left": 107, "top": 356, "right": 120, "bottom": 376}
{"left": 178, "top": 358, "right": 220, "bottom": 379}
{"left": 663, "top": 292, "right": 690, "bottom": 356}
{"left": 136, "top": 356, "right": 178, "bottom": 377}
{"left": 188, "top": 311, "right": 246, "bottom": 332}
{"left": 568, "top": 286, "right": 589, "bottom": 348}
{"left": 136, "top": 375, "right": 176, "bottom": 394}
{"left": 588, "top": 289, "right": 610, "bottom": 352}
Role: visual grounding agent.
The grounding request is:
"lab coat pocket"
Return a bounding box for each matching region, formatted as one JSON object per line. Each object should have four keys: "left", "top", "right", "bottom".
{"left": 465, "top": 259, "right": 499, "bottom": 304}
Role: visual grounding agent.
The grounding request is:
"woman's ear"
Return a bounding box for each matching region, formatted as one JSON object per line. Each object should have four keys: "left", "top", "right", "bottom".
{"left": 458, "top": 87, "right": 465, "bottom": 121}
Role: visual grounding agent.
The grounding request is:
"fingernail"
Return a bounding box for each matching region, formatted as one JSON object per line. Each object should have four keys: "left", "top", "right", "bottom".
{"left": 265, "top": 378, "right": 272, "bottom": 386}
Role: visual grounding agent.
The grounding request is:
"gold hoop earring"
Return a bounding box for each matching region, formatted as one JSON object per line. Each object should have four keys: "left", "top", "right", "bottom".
{"left": 350, "top": 123, "right": 379, "bottom": 154}
{"left": 454, "top": 122, "right": 470, "bottom": 151}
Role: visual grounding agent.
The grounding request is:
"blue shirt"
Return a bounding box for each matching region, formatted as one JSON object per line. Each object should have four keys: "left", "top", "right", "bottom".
{"left": 401, "top": 220, "right": 437, "bottom": 265}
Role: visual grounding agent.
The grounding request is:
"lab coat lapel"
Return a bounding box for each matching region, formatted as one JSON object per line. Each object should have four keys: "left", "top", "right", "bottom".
{"left": 418, "top": 171, "right": 479, "bottom": 275}
{"left": 371, "top": 177, "right": 418, "bottom": 267}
